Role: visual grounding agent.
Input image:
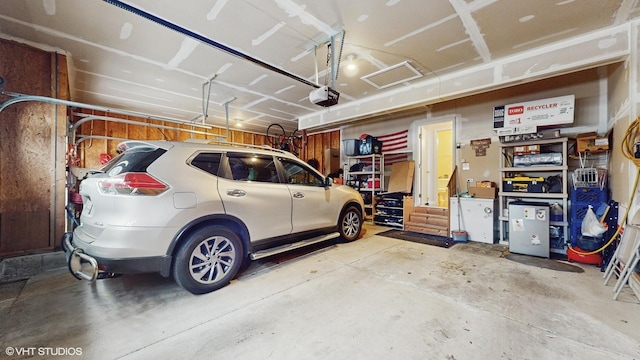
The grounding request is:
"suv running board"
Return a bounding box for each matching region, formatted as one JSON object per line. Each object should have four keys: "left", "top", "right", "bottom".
{"left": 249, "top": 232, "right": 341, "bottom": 260}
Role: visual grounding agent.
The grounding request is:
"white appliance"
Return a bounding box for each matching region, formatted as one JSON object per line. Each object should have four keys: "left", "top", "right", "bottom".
{"left": 449, "top": 197, "right": 498, "bottom": 244}
{"left": 508, "top": 201, "right": 550, "bottom": 258}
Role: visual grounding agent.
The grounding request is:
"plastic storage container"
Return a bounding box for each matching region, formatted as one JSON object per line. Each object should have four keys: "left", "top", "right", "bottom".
{"left": 503, "top": 177, "right": 546, "bottom": 193}
{"left": 550, "top": 203, "right": 563, "bottom": 221}
{"left": 367, "top": 177, "right": 381, "bottom": 189}
{"left": 343, "top": 139, "right": 359, "bottom": 156}
{"left": 567, "top": 246, "right": 602, "bottom": 266}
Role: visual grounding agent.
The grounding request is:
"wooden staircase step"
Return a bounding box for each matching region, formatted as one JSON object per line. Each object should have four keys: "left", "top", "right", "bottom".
{"left": 405, "top": 220, "right": 449, "bottom": 231}
{"left": 414, "top": 206, "right": 448, "bottom": 216}
{"left": 407, "top": 213, "right": 448, "bottom": 227}
{"left": 404, "top": 224, "right": 449, "bottom": 237}
{"left": 404, "top": 205, "right": 450, "bottom": 237}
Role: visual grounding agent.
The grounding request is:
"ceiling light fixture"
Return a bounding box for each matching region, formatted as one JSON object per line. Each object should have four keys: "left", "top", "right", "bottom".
{"left": 343, "top": 54, "right": 359, "bottom": 77}
{"left": 235, "top": 119, "right": 242, "bottom": 127}
{"left": 346, "top": 54, "right": 357, "bottom": 70}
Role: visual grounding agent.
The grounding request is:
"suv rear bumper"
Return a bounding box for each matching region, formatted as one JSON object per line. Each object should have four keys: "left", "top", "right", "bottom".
{"left": 62, "top": 232, "right": 99, "bottom": 281}
{"left": 62, "top": 232, "right": 172, "bottom": 281}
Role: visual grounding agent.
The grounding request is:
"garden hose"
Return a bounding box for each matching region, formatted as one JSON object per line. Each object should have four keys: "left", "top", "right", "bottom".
{"left": 568, "top": 116, "right": 640, "bottom": 255}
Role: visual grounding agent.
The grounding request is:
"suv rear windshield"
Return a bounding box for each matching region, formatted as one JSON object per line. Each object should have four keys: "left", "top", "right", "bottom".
{"left": 101, "top": 146, "right": 166, "bottom": 177}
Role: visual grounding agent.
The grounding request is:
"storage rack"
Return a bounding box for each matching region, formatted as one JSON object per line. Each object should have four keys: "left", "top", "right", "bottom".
{"left": 344, "top": 153, "right": 383, "bottom": 221}
{"left": 498, "top": 137, "right": 569, "bottom": 254}
{"left": 374, "top": 193, "right": 405, "bottom": 228}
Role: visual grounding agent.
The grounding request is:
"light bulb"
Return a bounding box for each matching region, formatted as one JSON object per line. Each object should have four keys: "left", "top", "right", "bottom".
{"left": 344, "top": 54, "right": 358, "bottom": 77}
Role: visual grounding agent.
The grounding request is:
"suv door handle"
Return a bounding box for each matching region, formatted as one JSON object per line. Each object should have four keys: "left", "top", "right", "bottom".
{"left": 227, "top": 189, "right": 247, "bottom": 197}
{"left": 293, "top": 192, "right": 305, "bottom": 199}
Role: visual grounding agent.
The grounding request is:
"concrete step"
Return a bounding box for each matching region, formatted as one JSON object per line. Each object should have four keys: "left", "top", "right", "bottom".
{"left": 0, "top": 251, "right": 66, "bottom": 283}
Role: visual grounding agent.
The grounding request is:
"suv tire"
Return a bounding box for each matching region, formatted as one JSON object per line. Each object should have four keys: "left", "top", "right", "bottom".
{"left": 338, "top": 205, "right": 362, "bottom": 242}
{"left": 173, "top": 225, "right": 244, "bottom": 294}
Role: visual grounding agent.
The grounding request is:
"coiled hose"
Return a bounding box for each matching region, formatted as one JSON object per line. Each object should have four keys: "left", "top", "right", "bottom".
{"left": 569, "top": 117, "right": 640, "bottom": 255}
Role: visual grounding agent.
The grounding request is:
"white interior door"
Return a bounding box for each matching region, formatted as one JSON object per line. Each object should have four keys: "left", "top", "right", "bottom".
{"left": 414, "top": 119, "right": 454, "bottom": 207}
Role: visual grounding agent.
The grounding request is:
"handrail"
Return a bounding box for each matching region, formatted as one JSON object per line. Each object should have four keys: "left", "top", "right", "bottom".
{"left": 447, "top": 165, "right": 459, "bottom": 210}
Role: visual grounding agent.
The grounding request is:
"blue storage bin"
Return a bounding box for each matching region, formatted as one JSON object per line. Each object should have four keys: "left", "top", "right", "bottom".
{"left": 571, "top": 187, "right": 607, "bottom": 204}
{"left": 571, "top": 204, "right": 592, "bottom": 222}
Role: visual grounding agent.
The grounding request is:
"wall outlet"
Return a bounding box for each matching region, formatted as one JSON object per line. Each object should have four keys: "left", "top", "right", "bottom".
{"left": 466, "top": 178, "right": 473, "bottom": 184}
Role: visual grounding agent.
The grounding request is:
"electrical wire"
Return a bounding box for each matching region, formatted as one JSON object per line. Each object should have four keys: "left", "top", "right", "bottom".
{"left": 569, "top": 117, "right": 640, "bottom": 255}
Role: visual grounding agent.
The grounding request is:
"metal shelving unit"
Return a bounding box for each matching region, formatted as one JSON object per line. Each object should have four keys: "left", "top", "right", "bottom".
{"left": 498, "top": 137, "right": 569, "bottom": 254}
{"left": 344, "top": 154, "right": 383, "bottom": 221}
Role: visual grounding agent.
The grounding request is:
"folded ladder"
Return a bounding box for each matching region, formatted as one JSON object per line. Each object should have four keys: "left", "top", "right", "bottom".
{"left": 603, "top": 220, "right": 640, "bottom": 300}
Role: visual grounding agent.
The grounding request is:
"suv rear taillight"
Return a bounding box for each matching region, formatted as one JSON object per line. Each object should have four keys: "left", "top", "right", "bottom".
{"left": 98, "top": 172, "right": 168, "bottom": 196}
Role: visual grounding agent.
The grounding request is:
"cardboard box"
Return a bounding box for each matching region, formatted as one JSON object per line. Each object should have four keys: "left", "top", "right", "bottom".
{"left": 387, "top": 160, "right": 415, "bottom": 193}
{"left": 475, "top": 181, "right": 496, "bottom": 188}
{"left": 493, "top": 95, "right": 575, "bottom": 129}
{"left": 576, "top": 131, "right": 610, "bottom": 153}
{"left": 323, "top": 148, "right": 340, "bottom": 176}
{"left": 514, "top": 144, "right": 540, "bottom": 155}
{"left": 494, "top": 125, "right": 537, "bottom": 136}
{"left": 468, "top": 186, "right": 497, "bottom": 199}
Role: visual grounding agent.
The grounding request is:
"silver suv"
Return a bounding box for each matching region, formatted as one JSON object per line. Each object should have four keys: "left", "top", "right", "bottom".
{"left": 63, "top": 140, "right": 364, "bottom": 294}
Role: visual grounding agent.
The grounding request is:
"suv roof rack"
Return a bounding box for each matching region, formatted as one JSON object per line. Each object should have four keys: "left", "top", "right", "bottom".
{"left": 183, "top": 138, "right": 292, "bottom": 155}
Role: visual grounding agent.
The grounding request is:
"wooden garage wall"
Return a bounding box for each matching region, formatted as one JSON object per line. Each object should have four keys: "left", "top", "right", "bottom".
{"left": 299, "top": 129, "right": 341, "bottom": 175}
{"left": 0, "top": 39, "right": 68, "bottom": 257}
{"left": 74, "top": 111, "right": 268, "bottom": 169}
{"left": 74, "top": 111, "right": 340, "bottom": 174}
{"left": 0, "top": 39, "right": 340, "bottom": 259}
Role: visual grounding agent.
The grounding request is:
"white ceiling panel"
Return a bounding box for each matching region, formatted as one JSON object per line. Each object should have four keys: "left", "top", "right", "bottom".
{"left": 0, "top": 0, "right": 639, "bottom": 135}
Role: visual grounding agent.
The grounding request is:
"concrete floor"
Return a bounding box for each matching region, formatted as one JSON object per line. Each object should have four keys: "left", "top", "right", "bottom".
{"left": 1, "top": 224, "right": 639, "bottom": 360}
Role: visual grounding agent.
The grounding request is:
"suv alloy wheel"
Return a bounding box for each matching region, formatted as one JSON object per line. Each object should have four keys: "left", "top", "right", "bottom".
{"left": 172, "top": 225, "right": 244, "bottom": 294}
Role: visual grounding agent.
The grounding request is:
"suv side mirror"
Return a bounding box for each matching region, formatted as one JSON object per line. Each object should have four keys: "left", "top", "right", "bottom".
{"left": 324, "top": 177, "right": 333, "bottom": 187}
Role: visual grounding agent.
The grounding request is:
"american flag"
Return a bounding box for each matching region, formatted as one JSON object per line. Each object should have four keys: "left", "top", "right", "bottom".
{"left": 378, "top": 129, "right": 409, "bottom": 165}
{"left": 355, "top": 129, "right": 409, "bottom": 166}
